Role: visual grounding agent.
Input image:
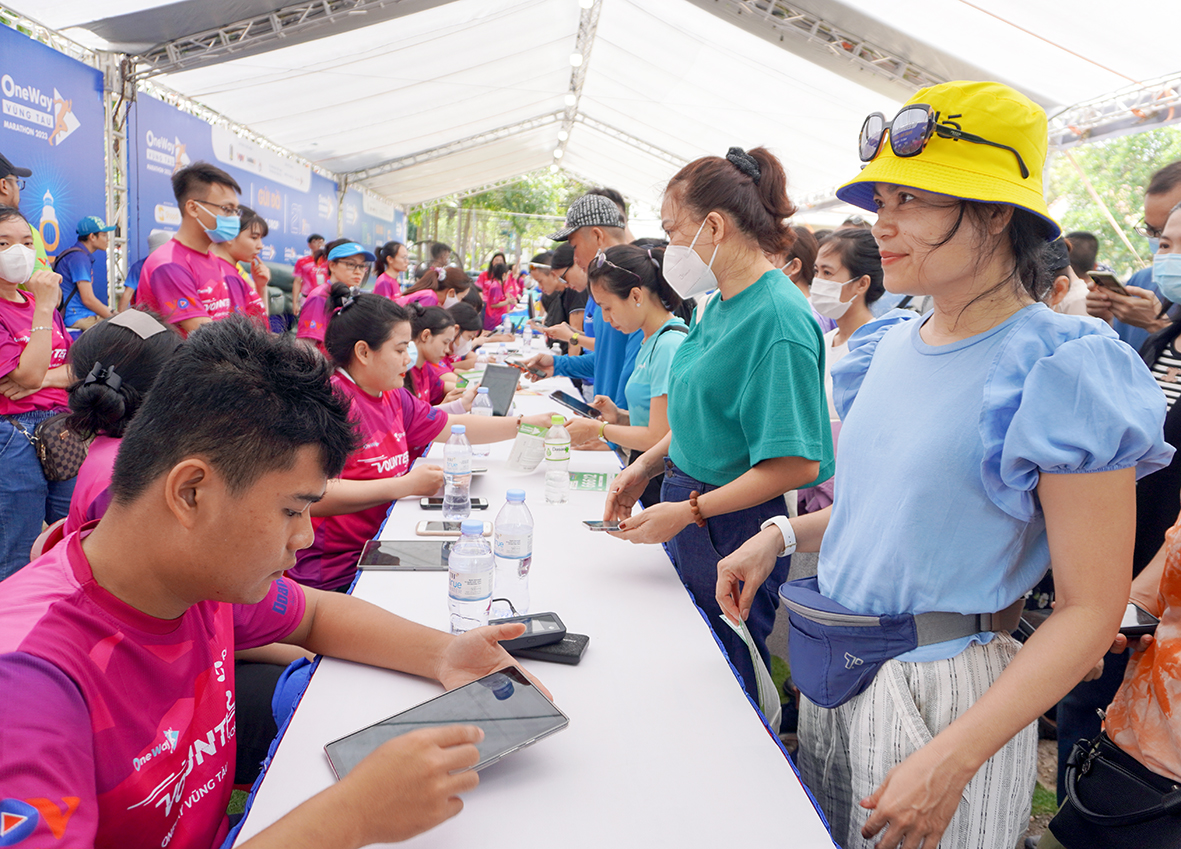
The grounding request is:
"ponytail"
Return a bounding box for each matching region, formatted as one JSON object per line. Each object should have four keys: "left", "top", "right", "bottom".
{"left": 587, "top": 244, "right": 682, "bottom": 311}
{"left": 324, "top": 282, "right": 408, "bottom": 368}
{"left": 375, "top": 241, "right": 404, "bottom": 276}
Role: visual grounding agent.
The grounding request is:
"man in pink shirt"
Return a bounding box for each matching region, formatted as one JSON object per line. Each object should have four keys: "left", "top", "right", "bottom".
{"left": 0, "top": 318, "right": 539, "bottom": 849}
{"left": 136, "top": 162, "right": 243, "bottom": 338}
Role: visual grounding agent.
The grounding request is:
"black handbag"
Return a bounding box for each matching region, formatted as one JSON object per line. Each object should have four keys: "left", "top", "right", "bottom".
{"left": 1048, "top": 732, "right": 1181, "bottom": 848}
{"left": 4, "top": 413, "right": 89, "bottom": 481}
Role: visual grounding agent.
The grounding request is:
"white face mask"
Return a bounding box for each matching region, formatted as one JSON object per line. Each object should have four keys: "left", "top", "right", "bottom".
{"left": 809, "top": 277, "right": 855, "bottom": 319}
{"left": 442, "top": 294, "right": 460, "bottom": 309}
{"left": 0, "top": 243, "right": 36, "bottom": 285}
{"left": 452, "top": 338, "right": 473, "bottom": 358}
{"left": 664, "top": 217, "right": 719, "bottom": 299}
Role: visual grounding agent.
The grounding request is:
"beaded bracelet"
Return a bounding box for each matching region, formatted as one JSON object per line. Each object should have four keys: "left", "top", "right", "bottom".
{"left": 29, "top": 325, "right": 52, "bottom": 333}
{"left": 688, "top": 490, "right": 707, "bottom": 527}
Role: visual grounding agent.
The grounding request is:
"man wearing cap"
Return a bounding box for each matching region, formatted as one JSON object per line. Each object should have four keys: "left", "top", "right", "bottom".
{"left": 0, "top": 152, "right": 51, "bottom": 273}
{"left": 524, "top": 194, "right": 642, "bottom": 414}
{"left": 56, "top": 215, "right": 116, "bottom": 330}
{"left": 137, "top": 161, "right": 243, "bottom": 338}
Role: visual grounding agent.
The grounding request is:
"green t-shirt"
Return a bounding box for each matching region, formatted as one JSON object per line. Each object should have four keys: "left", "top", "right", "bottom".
{"left": 667, "top": 269, "right": 834, "bottom": 487}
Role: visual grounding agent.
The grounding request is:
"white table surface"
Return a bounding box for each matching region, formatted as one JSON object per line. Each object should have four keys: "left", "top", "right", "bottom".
{"left": 234, "top": 378, "right": 834, "bottom": 847}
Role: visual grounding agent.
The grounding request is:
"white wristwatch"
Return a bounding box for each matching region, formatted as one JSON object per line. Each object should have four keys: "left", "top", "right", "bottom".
{"left": 760, "top": 516, "right": 797, "bottom": 558}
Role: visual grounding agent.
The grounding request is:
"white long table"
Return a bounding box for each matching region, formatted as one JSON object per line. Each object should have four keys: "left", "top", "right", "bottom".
{"left": 235, "top": 380, "right": 834, "bottom": 847}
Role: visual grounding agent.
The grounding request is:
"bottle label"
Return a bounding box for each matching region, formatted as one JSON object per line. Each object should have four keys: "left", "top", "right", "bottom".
{"left": 494, "top": 532, "right": 533, "bottom": 559}
{"left": 449, "top": 571, "right": 491, "bottom": 600}
{"left": 544, "top": 441, "right": 571, "bottom": 462}
{"left": 445, "top": 454, "right": 471, "bottom": 475}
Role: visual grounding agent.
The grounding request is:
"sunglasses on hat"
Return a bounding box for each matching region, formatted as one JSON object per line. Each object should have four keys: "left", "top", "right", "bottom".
{"left": 858, "top": 104, "right": 1030, "bottom": 180}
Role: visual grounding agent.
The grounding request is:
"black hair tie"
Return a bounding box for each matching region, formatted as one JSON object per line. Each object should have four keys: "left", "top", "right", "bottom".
{"left": 334, "top": 286, "right": 362, "bottom": 315}
{"left": 726, "top": 147, "right": 761, "bottom": 185}
{"left": 83, "top": 361, "right": 122, "bottom": 392}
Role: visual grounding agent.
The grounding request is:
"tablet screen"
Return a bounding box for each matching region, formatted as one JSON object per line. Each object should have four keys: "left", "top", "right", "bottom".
{"left": 324, "top": 668, "right": 568, "bottom": 778}
{"left": 356, "top": 540, "right": 452, "bottom": 570}
{"left": 478, "top": 364, "right": 521, "bottom": 416}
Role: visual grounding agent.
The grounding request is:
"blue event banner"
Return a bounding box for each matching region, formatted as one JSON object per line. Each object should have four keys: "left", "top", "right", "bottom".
{"left": 0, "top": 26, "right": 106, "bottom": 264}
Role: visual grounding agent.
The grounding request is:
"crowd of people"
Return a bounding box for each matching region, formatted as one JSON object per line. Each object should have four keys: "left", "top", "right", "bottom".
{"left": 2, "top": 76, "right": 1181, "bottom": 849}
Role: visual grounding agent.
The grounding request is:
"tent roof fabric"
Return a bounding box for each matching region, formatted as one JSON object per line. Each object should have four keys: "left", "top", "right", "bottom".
{"left": 16, "top": 0, "right": 1181, "bottom": 209}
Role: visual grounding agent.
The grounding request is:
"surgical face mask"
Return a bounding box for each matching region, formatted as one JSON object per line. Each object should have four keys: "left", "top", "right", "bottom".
{"left": 452, "top": 338, "right": 473, "bottom": 358}
{"left": 664, "top": 218, "right": 719, "bottom": 299}
{"left": 194, "top": 201, "right": 240, "bottom": 244}
{"left": 405, "top": 341, "right": 419, "bottom": 370}
{"left": 1149, "top": 237, "right": 1161, "bottom": 256}
{"left": 0, "top": 243, "right": 36, "bottom": 285}
{"left": 443, "top": 294, "right": 460, "bottom": 309}
{"left": 1154, "top": 253, "right": 1181, "bottom": 304}
{"left": 809, "top": 277, "right": 855, "bottom": 319}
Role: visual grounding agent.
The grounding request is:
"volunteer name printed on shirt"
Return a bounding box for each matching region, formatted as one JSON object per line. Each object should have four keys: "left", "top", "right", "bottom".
{"left": 0, "top": 293, "right": 72, "bottom": 415}
{"left": 0, "top": 530, "right": 307, "bottom": 849}
{"left": 136, "top": 241, "right": 233, "bottom": 333}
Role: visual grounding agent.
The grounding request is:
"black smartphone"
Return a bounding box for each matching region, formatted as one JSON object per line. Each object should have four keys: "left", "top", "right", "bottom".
{"left": 420, "top": 496, "right": 489, "bottom": 510}
{"left": 356, "top": 540, "right": 452, "bottom": 570}
{"left": 1119, "top": 602, "right": 1160, "bottom": 638}
{"left": 506, "top": 357, "right": 547, "bottom": 378}
{"left": 508, "top": 633, "right": 590, "bottom": 665}
{"left": 489, "top": 612, "right": 567, "bottom": 650}
{"left": 548, "top": 389, "right": 601, "bottom": 419}
{"left": 1090, "top": 271, "right": 1129, "bottom": 297}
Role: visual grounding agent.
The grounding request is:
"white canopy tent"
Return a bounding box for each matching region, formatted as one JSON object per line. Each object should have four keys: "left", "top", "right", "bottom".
{"left": 9, "top": 0, "right": 1181, "bottom": 222}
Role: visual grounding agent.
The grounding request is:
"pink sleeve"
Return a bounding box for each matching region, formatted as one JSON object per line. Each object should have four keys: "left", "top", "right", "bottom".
{"left": 232, "top": 577, "right": 307, "bottom": 650}
{"left": 399, "top": 388, "right": 448, "bottom": 450}
{"left": 0, "top": 653, "right": 98, "bottom": 847}
{"left": 0, "top": 313, "right": 24, "bottom": 376}
{"left": 296, "top": 293, "right": 330, "bottom": 342}
{"left": 145, "top": 262, "right": 213, "bottom": 325}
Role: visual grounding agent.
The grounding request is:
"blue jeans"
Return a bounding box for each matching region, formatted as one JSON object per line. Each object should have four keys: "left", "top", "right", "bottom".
{"left": 0, "top": 410, "right": 76, "bottom": 581}
{"left": 662, "top": 460, "right": 790, "bottom": 700}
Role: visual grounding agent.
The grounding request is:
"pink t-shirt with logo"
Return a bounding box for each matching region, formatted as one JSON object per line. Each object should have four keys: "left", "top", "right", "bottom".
{"left": 373, "top": 273, "right": 400, "bottom": 300}
{"left": 137, "top": 241, "right": 233, "bottom": 336}
{"left": 296, "top": 283, "right": 332, "bottom": 350}
{"left": 0, "top": 292, "right": 71, "bottom": 415}
{"left": 396, "top": 289, "right": 440, "bottom": 309}
{"left": 293, "top": 255, "right": 325, "bottom": 297}
{"left": 65, "top": 434, "right": 120, "bottom": 534}
{"left": 0, "top": 527, "right": 306, "bottom": 849}
{"left": 289, "top": 374, "right": 446, "bottom": 591}
{"left": 215, "top": 258, "right": 267, "bottom": 326}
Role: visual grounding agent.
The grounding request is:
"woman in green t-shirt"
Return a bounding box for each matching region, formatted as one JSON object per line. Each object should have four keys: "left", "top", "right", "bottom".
{"left": 604, "top": 147, "right": 835, "bottom": 700}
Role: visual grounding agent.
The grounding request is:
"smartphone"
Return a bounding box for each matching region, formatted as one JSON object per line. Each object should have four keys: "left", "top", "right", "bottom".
{"left": 356, "top": 540, "right": 452, "bottom": 570}
{"left": 1090, "top": 271, "right": 1129, "bottom": 297}
{"left": 1119, "top": 602, "right": 1160, "bottom": 637}
{"left": 508, "top": 633, "right": 590, "bottom": 665}
{"left": 488, "top": 612, "right": 567, "bottom": 650}
{"left": 548, "top": 389, "right": 601, "bottom": 419}
{"left": 583, "top": 520, "right": 621, "bottom": 532}
{"left": 415, "top": 520, "right": 492, "bottom": 537}
{"left": 420, "top": 496, "right": 488, "bottom": 510}
{"left": 506, "top": 357, "right": 547, "bottom": 378}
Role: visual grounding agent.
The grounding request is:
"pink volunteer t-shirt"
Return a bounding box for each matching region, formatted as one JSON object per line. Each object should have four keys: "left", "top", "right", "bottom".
{"left": 373, "top": 273, "right": 399, "bottom": 300}
{"left": 215, "top": 258, "right": 267, "bottom": 326}
{"left": 293, "top": 255, "right": 324, "bottom": 297}
{"left": 0, "top": 292, "right": 71, "bottom": 415}
{"left": 137, "top": 241, "right": 232, "bottom": 336}
{"left": 0, "top": 527, "right": 306, "bottom": 849}
{"left": 289, "top": 374, "right": 446, "bottom": 591}
{"left": 296, "top": 283, "right": 331, "bottom": 350}
{"left": 65, "top": 434, "right": 120, "bottom": 534}
{"left": 396, "top": 289, "right": 440, "bottom": 309}
{"left": 409, "top": 362, "right": 446, "bottom": 406}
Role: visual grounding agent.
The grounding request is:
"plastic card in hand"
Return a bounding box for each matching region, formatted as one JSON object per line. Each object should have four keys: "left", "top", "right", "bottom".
{"left": 323, "top": 667, "right": 569, "bottom": 778}
{"left": 548, "top": 389, "right": 601, "bottom": 419}
{"left": 357, "top": 540, "right": 452, "bottom": 570}
{"left": 479, "top": 364, "right": 521, "bottom": 416}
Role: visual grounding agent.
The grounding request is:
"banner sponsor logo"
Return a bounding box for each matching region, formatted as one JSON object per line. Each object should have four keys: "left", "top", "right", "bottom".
{"left": 2, "top": 74, "right": 81, "bottom": 146}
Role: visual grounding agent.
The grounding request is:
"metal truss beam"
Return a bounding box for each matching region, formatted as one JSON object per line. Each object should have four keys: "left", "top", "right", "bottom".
{"left": 1049, "top": 71, "right": 1181, "bottom": 150}
{"left": 346, "top": 113, "right": 565, "bottom": 181}
{"left": 572, "top": 115, "right": 686, "bottom": 169}
{"left": 553, "top": 0, "right": 602, "bottom": 164}
{"left": 130, "top": 0, "right": 451, "bottom": 79}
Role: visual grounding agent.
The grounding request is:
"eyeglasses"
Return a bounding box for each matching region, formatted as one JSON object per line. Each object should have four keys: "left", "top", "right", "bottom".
{"left": 858, "top": 104, "right": 1030, "bottom": 180}
{"left": 1135, "top": 218, "right": 1164, "bottom": 240}
{"left": 591, "top": 250, "right": 643, "bottom": 285}
{"left": 4, "top": 176, "right": 26, "bottom": 192}
{"left": 338, "top": 260, "right": 369, "bottom": 272}
{"left": 194, "top": 199, "right": 243, "bottom": 217}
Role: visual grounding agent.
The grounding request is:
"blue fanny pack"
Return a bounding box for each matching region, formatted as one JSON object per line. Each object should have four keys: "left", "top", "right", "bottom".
{"left": 779, "top": 576, "right": 1024, "bottom": 709}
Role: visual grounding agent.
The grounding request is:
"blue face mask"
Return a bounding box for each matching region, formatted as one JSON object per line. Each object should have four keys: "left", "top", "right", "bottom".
{"left": 1148, "top": 237, "right": 1161, "bottom": 256}
{"left": 1153, "top": 253, "right": 1181, "bottom": 304}
{"left": 195, "top": 201, "right": 241, "bottom": 244}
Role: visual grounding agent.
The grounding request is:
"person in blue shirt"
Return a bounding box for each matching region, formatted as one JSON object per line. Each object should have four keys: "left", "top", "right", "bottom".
{"left": 523, "top": 194, "right": 642, "bottom": 414}
{"left": 713, "top": 82, "right": 1172, "bottom": 849}
{"left": 120, "top": 230, "right": 173, "bottom": 312}
{"left": 55, "top": 215, "right": 116, "bottom": 331}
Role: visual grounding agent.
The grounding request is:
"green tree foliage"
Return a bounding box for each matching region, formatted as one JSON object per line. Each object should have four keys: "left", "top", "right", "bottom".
{"left": 1047, "top": 126, "right": 1181, "bottom": 277}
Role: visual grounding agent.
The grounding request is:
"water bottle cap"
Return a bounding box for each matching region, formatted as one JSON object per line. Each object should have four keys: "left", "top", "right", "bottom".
{"left": 477, "top": 387, "right": 489, "bottom": 394}
{"left": 551, "top": 414, "right": 564, "bottom": 425}
{"left": 506, "top": 489, "right": 526, "bottom": 502}
{"left": 460, "top": 519, "right": 484, "bottom": 535}
{"left": 451, "top": 424, "right": 466, "bottom": 434}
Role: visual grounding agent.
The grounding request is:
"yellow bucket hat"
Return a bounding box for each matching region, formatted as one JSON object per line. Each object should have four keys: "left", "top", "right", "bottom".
{"left": 836, "top": 80, "right": 1060, "bottom": 240}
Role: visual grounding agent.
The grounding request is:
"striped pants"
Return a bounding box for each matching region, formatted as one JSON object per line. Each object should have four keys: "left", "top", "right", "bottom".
{"left": 796, "top": 635, "right": 1037, "bottom": 849}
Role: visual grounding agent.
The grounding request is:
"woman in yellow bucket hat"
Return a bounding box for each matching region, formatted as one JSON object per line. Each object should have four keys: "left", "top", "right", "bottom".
{"left": 715, "top": 81, "right": 1173, "bottom": 848}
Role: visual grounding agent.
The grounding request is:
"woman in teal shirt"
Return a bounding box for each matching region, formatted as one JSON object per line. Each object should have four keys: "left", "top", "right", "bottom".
{"left": 565, "top": 244, "right": 687, "bottom": 507}
{"left": 605, "top": 147, "right": 834, "bottom": 699}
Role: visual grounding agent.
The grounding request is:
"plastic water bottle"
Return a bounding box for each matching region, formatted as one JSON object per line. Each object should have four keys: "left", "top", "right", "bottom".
{"left": 491, "top": 490, "right": 533, "bottom": 619}
{"left": 448, "top": 520, "right": 494, "bottom": 633}
{"left": 443, "top": 424, "right": 472, "bottom": 520}
{"left": 544, "top": 414, "right": 571, "bottom": 504}
{"left": 550, "top": 342, "right": 562, "bottom": 357}
{"left": 471, "top": 388, "right": 493, "bottom": 457}
{"left": 522, "top": 323, "right": 534, "bottom": 349}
